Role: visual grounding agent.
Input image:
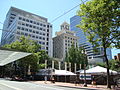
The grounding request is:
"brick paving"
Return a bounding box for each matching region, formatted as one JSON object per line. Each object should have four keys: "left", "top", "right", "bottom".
{"left": 30, "top": 81, "right": 116, "bottom": 90}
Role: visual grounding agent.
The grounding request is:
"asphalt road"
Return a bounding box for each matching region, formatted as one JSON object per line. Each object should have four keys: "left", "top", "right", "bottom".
{"left": 0, "top": 79, "right": 98, "bottom": 90}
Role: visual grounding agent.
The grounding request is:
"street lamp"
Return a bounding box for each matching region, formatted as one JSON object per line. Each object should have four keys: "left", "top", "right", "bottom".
{"left": 82, "top": 50, "right": 87, "bottom": 87}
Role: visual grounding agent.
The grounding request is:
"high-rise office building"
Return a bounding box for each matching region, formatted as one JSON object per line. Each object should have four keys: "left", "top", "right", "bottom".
{"left": 1, "top": 7, "right": 53, "bottom": 57}
{"left": 53, "top": 22, "right": 78, "bottom": 60}
{"left": 70, "top": 15, "right": 112, "bottom": 64}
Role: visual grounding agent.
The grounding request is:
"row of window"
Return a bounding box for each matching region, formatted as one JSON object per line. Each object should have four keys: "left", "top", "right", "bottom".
{"left": 18, "top": 22, "right": 50, "bottom": 32}
{"left": 18, "top": 17, "right": 52, "bottom": 28}
{"left": 65, "top": 40, "right": 77, "bottom": 43}
{"left": 65, "top": 36, "right": 77, "bottom": 41}
{"left": 16, "top": 31, "right": 49, "bottom": 41}
{"left": 17, "top": 26, "right": 49, "bottom": 36}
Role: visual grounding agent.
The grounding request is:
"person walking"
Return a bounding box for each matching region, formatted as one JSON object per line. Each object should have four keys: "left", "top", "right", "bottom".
{"left": 44, "top": 76, "right": 47, "bottom": 84}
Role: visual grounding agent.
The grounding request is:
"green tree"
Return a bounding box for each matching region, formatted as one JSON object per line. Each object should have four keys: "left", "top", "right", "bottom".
{"left": 65, "top": 44, "right": 88, "bottom": 71}
{"left": 77, "top": 0, "right": 120, "bottom": 88}
{"left": 3, "top": 36, "right": 47, "bottom": 76}
{"left": 97, "top": 59, "right": 120, "bottom": 72}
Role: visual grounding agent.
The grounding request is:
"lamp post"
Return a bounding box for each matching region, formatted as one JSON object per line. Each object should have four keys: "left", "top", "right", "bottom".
{"left": 82, "top": 50, "right": 87, "bottom": 87}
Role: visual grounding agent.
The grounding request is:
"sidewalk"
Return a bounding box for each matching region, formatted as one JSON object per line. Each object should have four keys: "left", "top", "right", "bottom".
{"left": 30, "top": 81, "right": 114, "bottom": 90}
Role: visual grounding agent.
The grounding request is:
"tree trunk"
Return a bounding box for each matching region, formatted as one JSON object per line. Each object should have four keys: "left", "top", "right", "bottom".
{"left": 103, "top": 45, "right": 111, "bottom": 88}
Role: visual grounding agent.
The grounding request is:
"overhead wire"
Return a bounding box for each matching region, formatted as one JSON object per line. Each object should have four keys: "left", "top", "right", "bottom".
{"left": 0, "top": 0, "right": 88, "bottom": 33}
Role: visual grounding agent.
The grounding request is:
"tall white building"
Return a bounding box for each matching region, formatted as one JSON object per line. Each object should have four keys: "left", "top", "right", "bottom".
{"left": 53, "top": 22, "right": 78, "bottom": 60}
{"left": 1, "top": 7, "right": 53, "bottom": 57}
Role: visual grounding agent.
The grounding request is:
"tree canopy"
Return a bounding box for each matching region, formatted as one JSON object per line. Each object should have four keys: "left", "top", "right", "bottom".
{"left": 65, "top": 44, "right": 88, "bottom": 71}
{"left": 3, "top": 36, "right": 48, "bottom": 76}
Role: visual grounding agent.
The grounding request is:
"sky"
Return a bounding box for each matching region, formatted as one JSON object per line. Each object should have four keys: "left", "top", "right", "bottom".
{"left": 0, "top": 0, "right": 119, "bottom": 58}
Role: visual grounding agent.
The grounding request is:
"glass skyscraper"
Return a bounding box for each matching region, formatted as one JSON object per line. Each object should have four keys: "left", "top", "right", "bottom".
{"left": 70, "top": 15, "right": 112, "bottom": 64}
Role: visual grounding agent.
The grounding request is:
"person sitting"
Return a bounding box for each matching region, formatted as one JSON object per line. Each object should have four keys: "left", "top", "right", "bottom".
{"left": 51, "top": 77, "right": 55, "bottom": 83}
{"left": 91, "top": 80, "right": 97, "bottom": 87}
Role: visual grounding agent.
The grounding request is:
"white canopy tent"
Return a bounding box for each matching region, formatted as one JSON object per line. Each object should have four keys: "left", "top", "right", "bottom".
{"left": 0, "top": 49, "right": 32, "bottom": 66}
{"left": 80, "top": 66, "right": 117, "bottom": 75}
{"left": 55, "top": 70, "right": 76, "bottom": 75}
{"left": 37, "top": 69, "right": 76, "bottom": 76}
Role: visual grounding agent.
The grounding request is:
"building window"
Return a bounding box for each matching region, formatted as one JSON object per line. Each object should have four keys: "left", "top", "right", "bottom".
{"left": 17, "top": 26, "right": 21, "bottom": 29}
{"left": 29, "top": 25, "right": 32, "bottom": 28}
{"left": 43, "top": 37, "right": 45, "bottom": 40}
{"left": 40, "top": 23, "right": 42, "bottom": 26}
{"left": 10, "top": 17, "right": 15, "bottom": 19}
{"left": 29, "top": 34, "right": 31, "bottom": 37}
{"left": 43, "top": 33, "right": 45, "bottom": 36}
{"left": 42, "top": 42, "right": 45, "bottom": 45}
{"left": 43, "top": 29, "right": 45, "bottom": 31}
{"left": 33, "top": 31, "right": 35, "bottom": 33}
{"left": 29, "top": 29, "right": 32, "bottom": 32}
{"left": 37, "top": 27, "right": 39, "bottom": 29}
{"left": 34, "top": 21, "right": 36, "bottom": 24}
{"left": 39, "top": 37, "right": 41, "bottom": 39}
{"left": 25, "top": 28, "right": 28, "bottom": 31}
{"left": 36, "top": 36, "right": 38, "bottom": 39}
{"left": 46, "top": 47, "right": 48, "bottom": 50}
{"left": 26, "top": 19, "right": 29, "bottom": 22}
{"left": 43, "top": 25, "right": 46, "bottom": 27}
{"left": 33, "top": 26, "right": 36, "bottom": 29}
{"left": 21, "top": 32, "right": 24, "bottom": 35}
{"left": 23, "top": 18, "right": 25, "bottom": 21}
{"left": 47, "top": 25, "right": 49, "bottom": 28}
{"left": 39, "top": 41, "right": 41, "bottom": 44}
{"left": 19, "top": 17, "right": 22, "bottom": 20}
{"left": 40, "top": 28, "right": 42, "bottom": 30}
{"left": 50, "top": 25, "right": 52, "bottom": 28}
{"left": 30, "top": 20, "right": 33, "bottom": 23}
{"left": 22, "top": 27, "right": 24, "bottom": 30}
{"left": 36, "top": 31, "right": 39, "bottom": 34}
{"left": 25, "top": 33, "right": 28, "bottom": 36}
{"left": 17, "top": 31, "right": 20, "bottom": 34}
{"left": 47, "top": 33, "right": 49, "bottom": 36}
{"left": 46, "top": 42, "right": 49, "bottom": 45}
{"left": 26, "top": 24, "right": 29, "bottom": 27}
{"left": 47, "top": 38, "right": 49, "bottom": 41}
{"left": 18, "top": 22, "right": 21, "bottom": 25}
{"left": 39, "top": 32, "right": 42, "bottom": 35}
{"left": 32, "top": 35, "right": 35, "bottom": 38}
{"left": 11, "top": 13, "right": 16, "bottom": 16}
{"left": 37, "top": 22, "right": 39, "bottom": 25}
{"left": 22, "top": 23, "right": 25, "bottom": 26}
{"left": 47, "top": 29, "right": 49, "bottom": 32}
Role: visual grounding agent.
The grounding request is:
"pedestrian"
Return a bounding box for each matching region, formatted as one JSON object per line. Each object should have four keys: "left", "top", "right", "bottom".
{"left": 44, "top": 76, "right": 47, "bottom": 84}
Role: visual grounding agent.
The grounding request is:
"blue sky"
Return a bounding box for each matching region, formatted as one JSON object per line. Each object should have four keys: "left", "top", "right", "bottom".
{"left": 0, "top": 0, "right": 119, "bottom": 58}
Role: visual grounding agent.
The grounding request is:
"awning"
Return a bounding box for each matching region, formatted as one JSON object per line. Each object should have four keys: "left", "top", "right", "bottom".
{"left": 0, "top": 50, "right": 32, "bottom": 66}
{"left": 80, "top": 66, "right": 117, "bottom": 75}
{"left": 55, "top": 70, "right": 76, "bottom": 75}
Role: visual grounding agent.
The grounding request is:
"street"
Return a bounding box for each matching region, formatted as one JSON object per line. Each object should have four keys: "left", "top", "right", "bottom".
{"left": 0, "top": 79, "right": 99, "bottom": 90}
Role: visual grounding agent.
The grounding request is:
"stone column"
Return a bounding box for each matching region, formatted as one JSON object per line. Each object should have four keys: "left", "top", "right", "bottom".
{"left": 59, "top": 61, "right": 61, "bottom": 70}
{"left": 45, "top": 60, "right": 47, "bottom": 69}
{"left": 65, "top": 62, "right": 67, "bottom": 70}
{"left": 80, "top": 64, "right": 81, "bottom": 69}
{"left": 52, "top": 60, "right": 54, "bottom": 69}
{"left": 69, "top": 62, "right": 71, "bottom": 72}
